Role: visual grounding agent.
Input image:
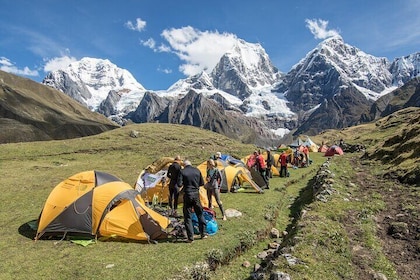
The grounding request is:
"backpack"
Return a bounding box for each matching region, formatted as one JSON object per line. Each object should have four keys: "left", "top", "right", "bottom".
{"left": 191, "top": 207, "right": 218, "bottom": 235}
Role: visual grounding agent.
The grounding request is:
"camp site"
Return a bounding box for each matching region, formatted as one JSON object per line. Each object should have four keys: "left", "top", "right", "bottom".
{"left": 2, "top": 120, "right": 419, "bottom": 280}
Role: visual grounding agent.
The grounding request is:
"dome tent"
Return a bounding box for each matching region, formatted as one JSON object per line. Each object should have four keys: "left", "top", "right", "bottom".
{"left": 36, "top": 170, "right": 170, "bottom": 242}
{"left": 324, "top": 145, "right": 344, "bottom": 157}
{"left": 198, "top": 157, "right": 263, "bottom": 193}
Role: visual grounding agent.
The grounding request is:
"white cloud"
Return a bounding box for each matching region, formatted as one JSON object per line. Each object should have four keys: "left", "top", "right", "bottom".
{"left": 157, "top": 44, "right": 171, "bottom": 53}
{"left": 0, "top": 57, "right": 38, "bottom": 76}
{"left": 141, "top": 38, "right": 156, "bottom": 49}
{"left": 160, "top": 26, "right": 238, "bottom": 76}
{"left": 43, "top": 55, "right": 77, "bottom": 72}
{"left": 157, "top": 66, "right": 172, "bottom": 74}
{"left": 125, "top": 18, "right": 146, "bottom": 32}
{"left": 305, "top": 19, "right": 340, "bottom": 39}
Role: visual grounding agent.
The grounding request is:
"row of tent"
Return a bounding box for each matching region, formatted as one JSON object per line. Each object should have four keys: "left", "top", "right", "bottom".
{"left": 280, "top": 135, "right": 344, "bottom": 156}
{"left": 35, "top": 145, "right": 344, "bottom": 243}
{"left": 35, "top": 153, "right": 271, "bottom": 243}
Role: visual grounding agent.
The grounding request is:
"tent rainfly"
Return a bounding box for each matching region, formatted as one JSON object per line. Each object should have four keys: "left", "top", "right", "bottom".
{"left": 36, "top": 170, "right": 170, "bottom": 242}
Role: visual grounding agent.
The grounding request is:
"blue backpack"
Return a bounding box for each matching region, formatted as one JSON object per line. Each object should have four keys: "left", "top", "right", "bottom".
{"left": 191, "top": 208, "right": 218, "bottom": 235}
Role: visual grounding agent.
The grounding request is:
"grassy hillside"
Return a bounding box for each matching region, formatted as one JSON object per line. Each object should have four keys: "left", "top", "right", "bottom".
{"left": 312, "top": 107, "right": 420, "bottom": 185}
{"left": 0, "top": 70, "right": 119, "bottom": 144}
{"left": 1, "top": 115, "right": 419, "bottom": 279}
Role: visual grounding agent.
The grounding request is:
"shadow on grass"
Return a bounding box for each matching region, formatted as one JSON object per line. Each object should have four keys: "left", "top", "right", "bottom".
{"left": 18, "top": 220, "right": 37, "bottom": 240}
{"left": 281, "top": 176, "right": 316, "bottom": 246}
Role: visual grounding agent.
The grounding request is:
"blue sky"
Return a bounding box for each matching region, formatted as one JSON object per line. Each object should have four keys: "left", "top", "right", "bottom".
{"left": 1, "top": 0, "right": 419, "bottom": 90}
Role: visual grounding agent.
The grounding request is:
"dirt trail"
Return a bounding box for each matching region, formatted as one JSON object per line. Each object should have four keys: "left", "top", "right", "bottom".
{"left": 351, "top": 156, "right": 420, "bottom": 280}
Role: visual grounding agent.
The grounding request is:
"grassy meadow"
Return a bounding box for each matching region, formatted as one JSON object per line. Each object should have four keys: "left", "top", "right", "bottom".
{"left": 1, "top": 120, "right": 413, "bottom": 279}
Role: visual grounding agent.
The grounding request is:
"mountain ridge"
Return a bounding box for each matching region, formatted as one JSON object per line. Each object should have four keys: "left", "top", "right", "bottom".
{"left": 34, "top": 36, "right": 420, "bottom": 145}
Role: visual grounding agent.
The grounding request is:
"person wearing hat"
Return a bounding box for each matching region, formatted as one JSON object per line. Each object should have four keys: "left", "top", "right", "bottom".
{"left": 205, "top": 159, "right": 227, "bottom": 220}
{"left": 210, "top": 152, "right": 222, "bottom": 166}
{"left": 179, "top": 160, "right": 207, "bottom": 242}
{"left": 167, "top": 155, "right": 182, "bottom": 217}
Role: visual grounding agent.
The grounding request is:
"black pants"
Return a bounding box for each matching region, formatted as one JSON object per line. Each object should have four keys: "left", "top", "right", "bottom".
{"left": 266, "top": 165, "right": 272, "bottom": 178}
{"left": 183, "top": 193, "right": 206, "bottom": 241}
{"left": 280, "top": 166, "right": 288, "bottom": 177}
{"left": 169, "top": 184, "right": 180, "bottom": 210}
{"left": 260, "top": 169, "right": 269, "bottom": 188}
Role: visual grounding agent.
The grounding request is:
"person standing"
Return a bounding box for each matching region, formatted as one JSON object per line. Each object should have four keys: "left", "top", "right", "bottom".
{"left": 303, "top": 145, "right": 310, "bottom": 167}
{"left": 179, "top": 160, "right": 207, "bottom": 243}
{"left": 265, "top": 149, "right": 274, "bottom": 178}
{"left": 279, "top": 151, "right": 289, "bottom": 177}
{"left": 205, "top": 159, "right": 227, "bottom": 220}
{"left": 167, "top": 155, "right": 182, "bottom": 217}
{"left": 247, "top": 151, "right": 258, "bottom": 169}
{"left": 255, "top": 150, "right": 269, "bottom": 189}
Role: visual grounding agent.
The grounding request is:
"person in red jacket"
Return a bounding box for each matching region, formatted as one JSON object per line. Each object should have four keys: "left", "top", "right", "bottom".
{"left": 279, "top": 151, "right": 289, "bottom": 177}
{"left": 302, "top": 145, "right": 310, "bottom": 167}
{"left": 255, "top": 150, "right": 269, "bottom": 189}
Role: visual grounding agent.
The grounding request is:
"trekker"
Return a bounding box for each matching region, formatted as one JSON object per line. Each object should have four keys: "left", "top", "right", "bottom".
{"left": 255, "top": 150, "right": 269, "bottom": 189}
{"left": 205, "top": 159, "right": 227, "bottom": 221}
{"left": 265, "top": 149, "right": 274, "bottom": 178}
{"left": 210, "top": 152, "right": 222, "bottom": 167}
{"left": 211, "top": 152, "right": 222, "bottom": 160}
{"left": 179, "top": 160, "right": 207, "bottom": 243}
{"left": 293, "top": 148, "right": 300, "bottom": 167}
{"left": 246, "top": 151, "right": 257, "bottom": 169}
{"left": 279, "top": 151, "right": 289, "bottom": 177}
{"left": 167, "top": 155, "right": 182, "bottom": 217}
{"left": 303, "top": 145, "right": 310, "bottom": 167}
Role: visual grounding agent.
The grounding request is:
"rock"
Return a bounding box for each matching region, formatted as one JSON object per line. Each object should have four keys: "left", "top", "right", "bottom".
{"left": 270, "top": 228, "right": 280, "bottom": 238}
{"left": 225, "top": 208, "right": 242, "bottom": 218}
{"left": 283, "top": 253, "right": 299, "bottom": 265}
{"left": 242, "top": 260, "right": 251, "bottom": 268}
{"left": 372, "top": 272, "right": 388, "bottom": 280}
{"left": 268, "top": 242, "right": 280, "bottom": 249}
{"left": 129, "top": 130, "right": 139, "bottom": 138}
{"left": 257, "top": 251, "right": 268, "bottom": 260}
{"left": 270, "top": 271, "right": 291, "bottom": 280}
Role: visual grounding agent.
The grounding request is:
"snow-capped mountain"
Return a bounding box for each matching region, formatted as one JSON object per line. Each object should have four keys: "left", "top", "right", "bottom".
{"left": 275, "top": 36, "right": 395, "bottom": 111}
{"left": 211, "top": 39, "right": 282, "bottom": 99}
{"left": 390, "top": 53, "right": 420, "bottom": 86}
{"left": 41, "top": 37, "right": 419, "bottom": 145}
{"left": 273, "top": 36, "right": 419, "bottom": 135}
{"left": 42, "top": 58, "right": 146, "bottom": 112}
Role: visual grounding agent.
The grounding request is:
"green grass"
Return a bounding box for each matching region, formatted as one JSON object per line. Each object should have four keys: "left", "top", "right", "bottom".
{"left": 0, "top": 122, "right": 407, "bottom": 279}
{"left": 0, "top": 123, "right": 324, "bottom": 280}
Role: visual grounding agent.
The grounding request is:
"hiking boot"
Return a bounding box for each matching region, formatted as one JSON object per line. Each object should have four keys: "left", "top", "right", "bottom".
{"left": 201, "top": 233, "right": 208, "bottom": 239}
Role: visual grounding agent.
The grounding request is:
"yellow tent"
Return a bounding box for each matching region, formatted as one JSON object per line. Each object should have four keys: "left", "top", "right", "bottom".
{"left": 36, "top": 170, "right": 170, "bottom": 242}
{"left": 198, "top": 158, "right": 263, "bottom": 193}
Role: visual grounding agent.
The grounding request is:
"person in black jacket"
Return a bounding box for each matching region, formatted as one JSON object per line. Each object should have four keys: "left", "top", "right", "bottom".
{"left": 179, "top": 160, "right": 207, "bottom": 242}
{"left": 167, "top": 155, "right": 182, "bottom": 217}
{"left": 265, "top": 149, "right": 274, "bottom": 179}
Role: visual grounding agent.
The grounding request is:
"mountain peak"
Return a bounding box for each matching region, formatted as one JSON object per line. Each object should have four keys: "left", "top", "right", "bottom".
{"left": 43, "top": 57, "right": 145, "bottom": 111}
